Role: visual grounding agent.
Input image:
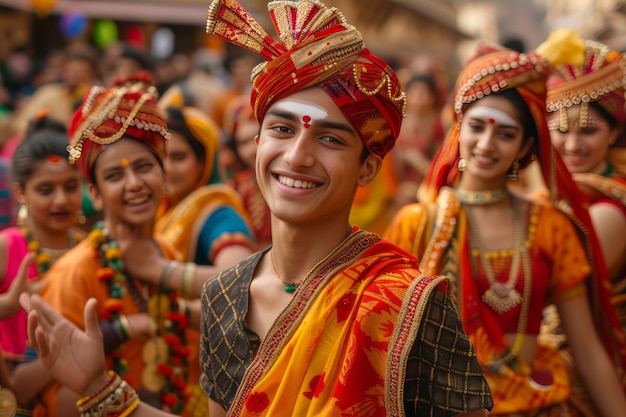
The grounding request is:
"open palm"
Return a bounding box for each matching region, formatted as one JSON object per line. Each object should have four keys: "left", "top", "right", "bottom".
{"left": 20, "top": 294, "right": 108, "bottom": 395}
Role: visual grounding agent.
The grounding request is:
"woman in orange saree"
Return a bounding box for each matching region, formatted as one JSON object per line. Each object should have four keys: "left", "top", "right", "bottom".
{"left": 384, "top": 31, "right": 626, "bottom": 416}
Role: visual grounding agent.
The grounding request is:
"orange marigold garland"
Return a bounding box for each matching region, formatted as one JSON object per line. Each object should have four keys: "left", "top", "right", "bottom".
{"left": 21, "top": 226, "right": 82, "bottom": 275}
{"left": 88, "top": 221, "right": 190, "bottom": 413}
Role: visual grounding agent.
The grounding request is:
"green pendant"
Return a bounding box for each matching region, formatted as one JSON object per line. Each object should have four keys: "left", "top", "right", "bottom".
{"left": 284, "top": 284, "right": 297, "bottom": 293}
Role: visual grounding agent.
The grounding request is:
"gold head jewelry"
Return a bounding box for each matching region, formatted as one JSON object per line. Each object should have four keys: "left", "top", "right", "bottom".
{"left": 546, "top": 38, "right": 626, "bottom": 132}
{"left": 67, "top": 72, "right": 170, "bottom": 184}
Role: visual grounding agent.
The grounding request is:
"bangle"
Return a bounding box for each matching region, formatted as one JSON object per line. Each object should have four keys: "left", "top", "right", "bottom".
{"left": 76, "top": 371, "right": 119, "bottom": 409}
{"left": 118, "top": 315, "right": 131, "bottom": 340}
{"left": 112, "top": 314, "right": 128, "bottom": 341}
{"left": 159, "top": 261, "right": 178, "bottom": 292}
{"left": 76, "top": 374, "right": 139, "bottom": 417}
{"left": 181, "top": 262, "right": 196, "bottom": 299}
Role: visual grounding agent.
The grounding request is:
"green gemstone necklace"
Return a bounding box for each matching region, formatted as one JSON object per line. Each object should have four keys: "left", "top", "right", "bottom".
{"left": 270, "top": 250, "right": 301, "bottom": 294}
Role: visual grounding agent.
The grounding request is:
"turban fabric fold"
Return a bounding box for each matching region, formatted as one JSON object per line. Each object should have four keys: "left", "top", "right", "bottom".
{"left": 67, "top": 71, "right": 169, "bottom": 183}
{"left": 206, "top": 0, "right": 405, "bottom": 158}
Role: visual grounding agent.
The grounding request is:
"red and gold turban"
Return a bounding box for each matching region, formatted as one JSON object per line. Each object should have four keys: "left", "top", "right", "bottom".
{"left": 205, "top": 0, "right": 405, "bottom": 158}
{"left": 67, "top": 72, "right": 169, "bottom": 183}
{"left": 546, "top": 39, "right": 626, "bottom": 132}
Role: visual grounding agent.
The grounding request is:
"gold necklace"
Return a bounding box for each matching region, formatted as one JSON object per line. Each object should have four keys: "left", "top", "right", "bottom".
{"left": 465, "top": 198, "right": 523, "bottom": 314}
{"left": 463, "top": 196, "right": 533, "bottom": 370}
{"left": 270, "top": 250, "right": 301, "bottom": 294}
{"left": 456, "top": 187, "right": 508, "bottom": 205}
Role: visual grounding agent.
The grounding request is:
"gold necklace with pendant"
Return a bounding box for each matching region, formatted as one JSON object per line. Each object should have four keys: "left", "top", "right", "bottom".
{"left": 464, "top": 196, "right": 524, "bottom": 314}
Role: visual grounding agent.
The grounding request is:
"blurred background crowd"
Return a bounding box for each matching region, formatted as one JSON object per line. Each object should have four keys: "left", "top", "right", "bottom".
{"left": 1, "top": 0, "right": 626, "bottom": 234}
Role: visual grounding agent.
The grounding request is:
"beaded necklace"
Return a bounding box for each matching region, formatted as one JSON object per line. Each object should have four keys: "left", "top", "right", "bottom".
{"left": 20, "top": 226, "right": 82, "bottom": 275}
{"left": 88, "top": 221, "right": 190, "bottom": 413}
{"left": 456, "top": 187, "right": 508, "bottom": 205}
{"left": 269, "top": 250, "right": 301, "bottom": 293}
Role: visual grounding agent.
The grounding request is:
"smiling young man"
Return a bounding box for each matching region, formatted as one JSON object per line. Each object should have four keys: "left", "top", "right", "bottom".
{"left": 20, "top": 1, "right": 492, "bottom": 416}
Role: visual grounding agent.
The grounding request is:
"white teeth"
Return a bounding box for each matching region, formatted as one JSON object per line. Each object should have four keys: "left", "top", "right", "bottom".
{"left": 278, "top": 175, "right": 317, "bottom": 189}
{"left": 474, "top": 155, "right": 495, "bottom": 164}
{"left": 127, "top": 197, "right": 148, "bottom": 205}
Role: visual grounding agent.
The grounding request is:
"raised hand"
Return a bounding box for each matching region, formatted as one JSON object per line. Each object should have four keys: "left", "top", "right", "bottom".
{"left": 19, "top": 294, "right": 109, "bottom": 395}
{"left": 113, "top": 222, "right": 164, "bottom": 286}
{"left": 0, "top": 252, "right": 35, "bottom": 319}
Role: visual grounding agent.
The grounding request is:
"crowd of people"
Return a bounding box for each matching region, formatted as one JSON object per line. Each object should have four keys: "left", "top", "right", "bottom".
{"left": 0, "top": 0, "right": 625, "bottom": 416}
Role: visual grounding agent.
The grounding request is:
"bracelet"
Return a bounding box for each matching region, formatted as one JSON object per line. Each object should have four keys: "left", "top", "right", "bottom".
{"left": 77, "top": 373, "right": 139, "bottom": 417}
{"left": 181, "top": 262, "right": 196, "bottom": 299}
{"left": 76, "top": 371, "right": 119, "bottom": 410}
{"left": 159, "top": 261, "right": 179, "bottom": 292}
{"left": 112, "top": 316, "right": 128, "bottom": 341}
{"left": 118, "top": 315, "right": 131, "bottom": 340}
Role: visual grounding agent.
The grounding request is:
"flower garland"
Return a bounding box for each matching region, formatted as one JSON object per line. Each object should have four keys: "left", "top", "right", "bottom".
{"left": 21, "top": 226, "right": 82, "bottom": 275}
{"left": 88, "top": 221, "right": 191, "bottom": 413}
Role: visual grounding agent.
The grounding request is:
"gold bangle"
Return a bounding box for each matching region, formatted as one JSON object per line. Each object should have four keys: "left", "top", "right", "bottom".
{"left": 181, "top": 262, "right": 196, "bottom": 299}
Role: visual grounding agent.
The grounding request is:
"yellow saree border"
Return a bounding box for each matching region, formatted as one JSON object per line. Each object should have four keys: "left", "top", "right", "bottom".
{"left": 385, "top": 274, "right": 449, "bottom": 417}
{"left": 228, "top": 229, "right": 381, "bottom": 417}
{"left": 156, "top": 184, "right": 253, "bottom": 261}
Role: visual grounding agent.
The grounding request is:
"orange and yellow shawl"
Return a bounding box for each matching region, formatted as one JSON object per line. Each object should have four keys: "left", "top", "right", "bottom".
{"left": 228, "top": 230, "right": 448, "bottom": 417}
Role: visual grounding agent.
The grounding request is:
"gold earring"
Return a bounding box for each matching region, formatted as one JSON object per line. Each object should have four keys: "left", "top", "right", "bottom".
{"left": 77, "top": 210, "right": 86, "bottom": 224}
{"left": 507, "top": 160, "right": 520, "bottom": 181}
{"left": 93, "top": 200, "right": 103, "bottom": 211}
{"left": 457, "top": 158, "right": 467, "bottom": 172}
{"left": 17, "top": 204, "right": 28, "bottom": 226}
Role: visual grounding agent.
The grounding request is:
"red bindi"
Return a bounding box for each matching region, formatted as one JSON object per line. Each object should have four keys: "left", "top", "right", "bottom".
{"left": 47, "top": 155, "right": 61, "bottom": 164}
{"left": 302, "top": 115, "right": 311, "bottom": 128}
{"left": 488, "top": 118, "right": 495, "bottom": 125}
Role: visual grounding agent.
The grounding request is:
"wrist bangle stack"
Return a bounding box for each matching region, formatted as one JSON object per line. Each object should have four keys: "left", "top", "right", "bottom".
{"left": 76, "top": 371, "right": 139, "bottom": 417}
{"left": 112, "top": 315, "right": 129, "bottom": 341}
{"left": 159, "top": 261, "right": 179, "bottom": 292}
{"left": 181, "top": 262, "right": 196, "bottom": 299}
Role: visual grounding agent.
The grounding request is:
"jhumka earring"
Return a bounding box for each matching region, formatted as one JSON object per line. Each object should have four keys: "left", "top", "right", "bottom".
{"left": 507, "top": 160, "right": 520, "bottom": 181}
{"left": 17, "top": 204, "right": 28, "bottom": 226}
{"left": 458, "top": 158, "right": 467, "bottom": 172}
{"left": 77, "top": 210, "right": 87, "bottom": 224}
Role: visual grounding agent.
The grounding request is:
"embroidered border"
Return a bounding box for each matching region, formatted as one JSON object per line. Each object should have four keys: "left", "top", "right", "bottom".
{"left": 385, "top": 274, "right": 449, "bottom": 417}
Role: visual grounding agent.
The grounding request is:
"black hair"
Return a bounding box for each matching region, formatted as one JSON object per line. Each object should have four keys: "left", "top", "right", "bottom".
{"left": 119, "top": 44, "right": 155, "bottom": 73}
{"left": 493, "top": 88, "right": 539, "bottom": 166}
{"left": 12, "top": 115, "right": 75, "bottom": 188}
{"left": 165, "top": 106, "right": 206, "bottom": 165}
{"left": 406, "top": 73, "right": 438, "bottom": 95}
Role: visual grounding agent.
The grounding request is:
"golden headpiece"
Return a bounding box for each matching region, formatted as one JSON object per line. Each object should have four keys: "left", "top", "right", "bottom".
{"left": 546, "top": 39, "right": 626, "bottom": 131}
{"left": 206, "top": 0, "right": 405, "bottom": 158}
{"left": 67, "top": 72, "right": 170, "bottom": 183}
